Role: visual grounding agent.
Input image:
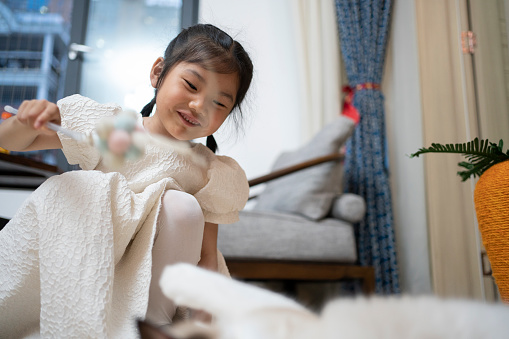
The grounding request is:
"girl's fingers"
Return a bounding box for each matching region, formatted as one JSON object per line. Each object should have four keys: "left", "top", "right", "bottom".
{"left": 32, "top": 100, "right": 50, "bottom": 128}
{"left": 33, "top": 109, "right": 48, "bottom": 129}
{"left": 17, "top": 100, "right": 59, "bottom": 131}
{"left": 17, "top": 100, "right": 38, "bottom": 124}
{"left": 27, "top": 102, "right": 46, "bottom": 129}
{"left": 15, "top": 101, "right": 30, "bottom": 124}
{"left": 35, "top": 108, "right": 59, "bottom": 132}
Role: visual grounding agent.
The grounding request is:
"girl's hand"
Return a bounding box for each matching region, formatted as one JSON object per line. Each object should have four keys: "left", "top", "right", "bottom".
{"left": 197, "top": 250, "right": 219, "bottom": 272}
{"left": 192, "top": 223, "right": 219, "bottom": 324}
{"left": 0, "top": 99, "right": 63, "bottom": 151}
{"left": 193, "top": 252, "right": 217, "bottom": 323}
{"left": 16, "top": 99, "right": 61, "bottom": 134}
{"left": 198, "top": 222, "right": 219, "bottom": 273}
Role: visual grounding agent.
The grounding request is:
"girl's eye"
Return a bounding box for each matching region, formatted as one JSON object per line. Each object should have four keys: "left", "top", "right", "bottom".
{"left": 184, "top": 79, "right": 197, "bottom": 91}
{"left": 214, "top": 100, "right": 226, "bottom": 108}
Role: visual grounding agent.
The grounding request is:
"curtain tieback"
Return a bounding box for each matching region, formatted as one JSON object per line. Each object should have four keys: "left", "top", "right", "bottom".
{"left": 341, "top": 83, "right": 381, "bottom": 124}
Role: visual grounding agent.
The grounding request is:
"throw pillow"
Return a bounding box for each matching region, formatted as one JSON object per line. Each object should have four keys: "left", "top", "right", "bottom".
{"left": 329, "top": 193, "right": 366, "bottom": 223}
{"left": 253, "top": 115, "right": 355, "bottom": 220}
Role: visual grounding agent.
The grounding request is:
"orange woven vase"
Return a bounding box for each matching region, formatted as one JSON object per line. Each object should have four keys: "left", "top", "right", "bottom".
{"left": 474, "top": 160, "right": 509, "bottom": 302}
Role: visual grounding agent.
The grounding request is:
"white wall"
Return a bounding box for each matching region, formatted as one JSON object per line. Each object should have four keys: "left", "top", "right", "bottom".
{"left": 199, "top": 0, "right": 303, "bottom": 178}
{"left": 199, "top": 0, "right": 432, "bottom": 294}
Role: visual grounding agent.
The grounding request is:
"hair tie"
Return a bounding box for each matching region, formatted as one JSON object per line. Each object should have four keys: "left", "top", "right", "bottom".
{"left": 140, "top": 97, "right": 156, "bottom": 117}
{"left": 206, "top": 135, "right": 218, "bottom": 153}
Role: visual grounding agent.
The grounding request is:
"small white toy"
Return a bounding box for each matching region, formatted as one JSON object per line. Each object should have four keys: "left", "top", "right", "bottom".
{"left": 4, "top": 105, "right": 199, "bottom": 169}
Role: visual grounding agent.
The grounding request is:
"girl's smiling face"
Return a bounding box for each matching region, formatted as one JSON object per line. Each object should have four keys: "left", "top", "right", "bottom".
{"left": 145, "top": 58, "right": 239, "bottom": 141}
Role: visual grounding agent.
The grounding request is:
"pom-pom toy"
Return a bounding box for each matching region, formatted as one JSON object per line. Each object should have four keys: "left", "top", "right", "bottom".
{"left": 91, "top": 109, "right": 146, "bottom": 169}
{"left": 4, "top": 105, "right": 201, "bottom": 169}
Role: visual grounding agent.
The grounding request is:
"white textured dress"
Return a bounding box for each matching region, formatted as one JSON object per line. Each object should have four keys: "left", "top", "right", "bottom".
{"left": 0, "top": 95, "right": 249, "bottom": 338}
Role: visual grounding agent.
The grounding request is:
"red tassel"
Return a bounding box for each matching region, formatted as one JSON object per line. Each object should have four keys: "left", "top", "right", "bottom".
{"left": 342, "top": 86, "right": 360, "bottom": 124}
{"left": 341, "top": 83, "right": 381, "bottom": 124}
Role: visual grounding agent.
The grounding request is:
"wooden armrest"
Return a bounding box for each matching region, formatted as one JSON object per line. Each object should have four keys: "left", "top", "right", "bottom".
{"left": 248, "top": 152, "right": 344, "bottom": 187}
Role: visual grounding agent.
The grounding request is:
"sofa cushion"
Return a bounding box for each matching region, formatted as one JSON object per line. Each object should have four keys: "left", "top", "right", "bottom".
{"left": 218, "top": 210, "right": 357, "bottom": 263}
{"left": 252, "top": 116, "right": 355, "bottom": 220}
{"left": 329, "top": 193, "right": 366, "bottom": 223}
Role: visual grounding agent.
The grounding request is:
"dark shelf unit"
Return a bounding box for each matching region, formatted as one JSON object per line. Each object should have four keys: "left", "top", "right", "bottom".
{"left": 0, "top": 152, "right": 60, "bottom": 189}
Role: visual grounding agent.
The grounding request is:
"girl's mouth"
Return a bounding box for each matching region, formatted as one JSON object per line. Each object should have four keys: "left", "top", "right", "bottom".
{"left": 178, "top": 111, "right": 201, "bottom": 126}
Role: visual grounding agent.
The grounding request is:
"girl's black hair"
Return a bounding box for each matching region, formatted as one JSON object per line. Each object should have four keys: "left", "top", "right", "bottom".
{"left": 141, "top": 24, "right": 253, "bottom": 153}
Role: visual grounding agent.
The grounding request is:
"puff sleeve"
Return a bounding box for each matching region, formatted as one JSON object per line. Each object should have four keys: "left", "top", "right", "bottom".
{"left": 57, "top": 95, "right": 121, "bottom": 170}
{"left": 193, "top": 147, "right": 249, "bottom": 224}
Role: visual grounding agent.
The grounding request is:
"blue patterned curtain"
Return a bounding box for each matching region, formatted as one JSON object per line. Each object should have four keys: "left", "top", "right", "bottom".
{"left": 335, "top": 0, "right": 400, "bottom": 294}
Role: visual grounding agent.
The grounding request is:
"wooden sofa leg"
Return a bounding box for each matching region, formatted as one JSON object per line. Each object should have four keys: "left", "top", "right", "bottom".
{"left": 361, "top": 267, "right": 376, "bottom": 295}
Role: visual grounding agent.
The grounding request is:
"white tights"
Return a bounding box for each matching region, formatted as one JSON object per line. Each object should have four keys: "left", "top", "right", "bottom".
{"left": 145, "top": 190, "right": 205, "bottom": 328}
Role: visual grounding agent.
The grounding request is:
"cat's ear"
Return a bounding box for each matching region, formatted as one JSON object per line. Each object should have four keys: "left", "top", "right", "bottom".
{"left": 137, "top": 320, "right": 174, "bottom": 339}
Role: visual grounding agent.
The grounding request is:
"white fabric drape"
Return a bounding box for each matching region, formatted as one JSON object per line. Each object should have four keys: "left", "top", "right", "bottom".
{"left": 291, "top": 0, "right": 344, "bottom": 142}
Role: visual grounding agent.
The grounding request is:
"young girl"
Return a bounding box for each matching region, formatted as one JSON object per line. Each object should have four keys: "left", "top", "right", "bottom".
{"left": 0, "top": 23, "right": 253, "bottom": 338}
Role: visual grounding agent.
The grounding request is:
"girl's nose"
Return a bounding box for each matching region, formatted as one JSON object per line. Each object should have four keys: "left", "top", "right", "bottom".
{"left": 189, "top": 96, "right": 206, "bottom": 114}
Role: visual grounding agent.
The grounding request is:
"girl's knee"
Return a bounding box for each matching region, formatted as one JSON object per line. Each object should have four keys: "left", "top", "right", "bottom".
{"left": 156, "top": 190, "right": 204, "bottom": 255}
{"left": 160, "top": 190, "right": 204, "bottom": 227}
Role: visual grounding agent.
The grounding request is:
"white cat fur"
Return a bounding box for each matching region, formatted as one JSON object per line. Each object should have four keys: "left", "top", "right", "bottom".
{"left": 160, "top": 263, "right": 509, "bottom": 339}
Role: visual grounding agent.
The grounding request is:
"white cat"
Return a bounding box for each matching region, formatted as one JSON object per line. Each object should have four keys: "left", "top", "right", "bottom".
{"left": 138, "top": 263, "right": 509, "bottom": 339}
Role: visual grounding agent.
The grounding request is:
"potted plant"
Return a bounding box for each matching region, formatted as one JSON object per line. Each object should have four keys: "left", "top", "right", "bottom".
{"left": 411, "top": 138, "right": 509, "bottom": 302}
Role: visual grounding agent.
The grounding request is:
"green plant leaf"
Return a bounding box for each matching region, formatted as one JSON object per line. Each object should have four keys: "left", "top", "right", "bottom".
{"left": 410, "top": 138, "right": 509, "bottom": 181}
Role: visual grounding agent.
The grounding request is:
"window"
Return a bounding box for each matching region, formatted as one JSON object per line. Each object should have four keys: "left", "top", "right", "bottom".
{"left": 0, "top": 0, "right": 74, "bottom": 166}
{"left": 0, "top": 0, "right": 198, "bottom": 170}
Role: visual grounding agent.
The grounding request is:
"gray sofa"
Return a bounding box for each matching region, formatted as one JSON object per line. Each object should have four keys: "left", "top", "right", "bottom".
{"left": 219, "top": 193, "right": 365, "bottom": 263}
{"left": 218, "top": 116, "right": 375, "bottom": 293}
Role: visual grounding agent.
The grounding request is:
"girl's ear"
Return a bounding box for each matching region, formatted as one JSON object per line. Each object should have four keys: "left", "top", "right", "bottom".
{"left": 150, "top": 57, "right": 165, "bottom": 88}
